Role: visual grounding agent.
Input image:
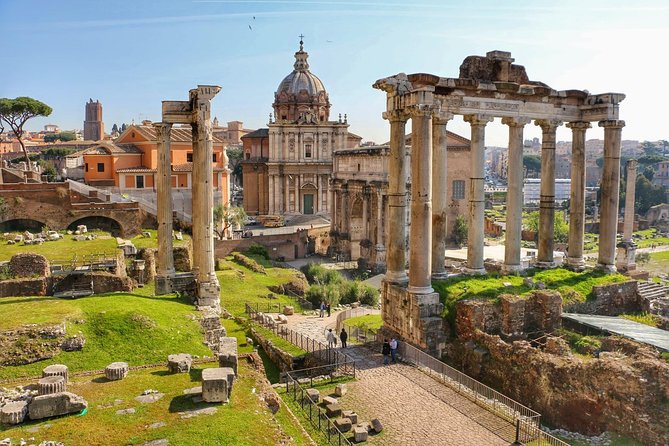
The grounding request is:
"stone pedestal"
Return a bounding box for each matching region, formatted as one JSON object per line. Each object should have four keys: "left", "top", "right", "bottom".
{"left": 167, "top": 354, "right": 192, "bottom": 374}
{"left": 38, "top": 376, "right": 66, "bottom": 395}
{"left": 353, "top": 425, "right": 369, "bottom": 442}
{"left": 201, "top": 367, "right": 235, "bottom": 403}
{"left": 42, "top": 364, "right": 68, "bottom": 383}
{"left": 616, "top": 242, "right": 637, "bottom": 272}
{"left": 217, "top": 336, "right": 239, "bottom": 375}
{"left": 105, "top": 362, "right": 129, "bottom": 381}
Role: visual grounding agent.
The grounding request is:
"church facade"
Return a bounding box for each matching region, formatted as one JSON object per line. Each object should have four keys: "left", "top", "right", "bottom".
{"left": 242, "top": 39, "right": 360, "bottom": 216}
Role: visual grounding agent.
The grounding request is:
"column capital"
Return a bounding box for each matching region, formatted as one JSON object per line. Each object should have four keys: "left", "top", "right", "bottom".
{"left": 598, "top": 119, "right": 625, "bottom": 129}
{"left": 535, "top": 119, "right": 562, "bottom": 132}
{"left": 463, "top": 114, "right": 493, "bottom": 126}
{"left": 626, "top": 158, "right": 638, "bottom": 170}
{"left": 432, "top": 110, "right": 454, "bottom": 124}
{"left": 408, "top": 103, "right": 435, "bottom": 118}
{"left": 153, "top": 122, "right": 173, "bottom": 137}
{"left": 566, "top": 121, "right": 591, "bottom": 130}
{"left": 191, "top": 85, "right": 222, "bottom": 101}
{"left": 501, "top": 117, "right": 531, "bottom": 127}
{"left": 382, "top": 109, "right": 410, "bottom": 123}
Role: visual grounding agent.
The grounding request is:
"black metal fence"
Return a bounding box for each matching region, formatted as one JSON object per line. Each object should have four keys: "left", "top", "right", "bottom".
{"left": 514, "top": 419, "right": 570, "bottom": 446}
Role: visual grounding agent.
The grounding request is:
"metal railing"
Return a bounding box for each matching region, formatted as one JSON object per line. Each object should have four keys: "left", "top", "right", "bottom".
{"left": 245, "top": 303, "right": 356, "bottom": 375}
{"left": 515, "top": 419, "right": 571, "bottom": 446}
{"left": 335, "top": 306, "right": 381, "bottom": 333}
{"left": 284, "top": 375, "right": 353, "bottom": 446}
{"left": 282, "top": 362, "right": 356, "bottom": 391}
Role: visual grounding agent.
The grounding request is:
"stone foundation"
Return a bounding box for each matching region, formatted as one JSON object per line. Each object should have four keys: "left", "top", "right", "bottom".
{"left": 381, "top": 281, "right": 446, "bottom": 355}
{"left": 564, "top": 281, "right": 644, "bottom": 316}
{"left": 9, "top": 253, "right": 50, "bottom": 278}
{"left": 0, "top": 278, "right": 48, "bottom": 297}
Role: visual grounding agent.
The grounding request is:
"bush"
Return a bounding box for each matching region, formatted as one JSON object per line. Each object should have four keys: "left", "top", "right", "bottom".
{"left": 231, "top": 252, "right": 266, "bottom": 274}
{"left": 360, "top": 285, "right": 379, "bottom": 307}
{"left": 300, "top": 262, "right": 342, "bottom": 285}
{"left": 246, "top": 243, "right": 269, "bottom": 260}
{"left": 305, "top": 283, "right": 341, "bottom": 307}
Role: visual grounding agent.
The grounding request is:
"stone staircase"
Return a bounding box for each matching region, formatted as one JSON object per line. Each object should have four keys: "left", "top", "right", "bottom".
{"left": 637, "top": 281, "right": 669, "bottom": 317}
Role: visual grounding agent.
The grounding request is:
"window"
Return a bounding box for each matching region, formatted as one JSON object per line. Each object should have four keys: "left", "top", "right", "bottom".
{"left": 85, "top": 163, "right": 88, "bottom": 172}
{"left": 136, "top": 175, "right": 144, "bottom": 189}
{"left": 97, "top": 163, "right": 105, "bottom": 172}
{"left": 187, "top": 152, "right": 193, "bottom": 162}
{"left": 213, "top": 153, "right": 217, "bottom": 162}
{"left": 245, "top": 152, "right": 250, "bottom": 160}
{"left": 305, "top": 144, "right": 312, "bottom": 158}
{"left": 452, "top": 180, "right": 465, "bottom": 199}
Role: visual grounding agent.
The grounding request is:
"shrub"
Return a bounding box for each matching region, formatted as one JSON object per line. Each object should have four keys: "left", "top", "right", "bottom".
{"left": 231, "top": 252, "right": 266, "bottom": 274}
{"left": 305, "top": 283, "right": 341, "bottom": 307}
{"left": 300, "top": 262, "right": 342, "bottom": 285}
{"left": 360, "top": 285, "right": 379, "bottom": 307}
{"left": 246, "top": 243, "right": 269, "bottom": 260}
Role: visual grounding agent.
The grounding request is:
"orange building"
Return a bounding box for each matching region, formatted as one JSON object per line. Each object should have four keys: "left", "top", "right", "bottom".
{"left": 80, "top": 122, "right": 229, "bottom": 203}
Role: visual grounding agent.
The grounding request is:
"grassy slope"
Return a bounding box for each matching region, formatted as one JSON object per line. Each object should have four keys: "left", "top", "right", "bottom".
{"left": 344, "top": 314, "right": 383, "bottom": 331}
{"left": 0, "top": 362, "right": 312, "bottom": 446}
{"left": 0, "top": 284, "right": 211, "bottom": 380}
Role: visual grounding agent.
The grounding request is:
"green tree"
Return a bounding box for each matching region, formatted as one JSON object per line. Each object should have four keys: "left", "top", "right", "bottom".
{"left": 523, "top": 155, "right": 541, "bottom": 174}
{"left": 523, "top": 210, "right": 568, "bottom": 243}
{"left": 452, "top": 215, "right": 468, "bottom": 247}
{"left": 213, "top": 204, "right": 247, "bottom": 239}
{"left": 111, "top": 123, "right": 119, "bottom": 135}
{"left": 39, "top": 160, "right": 58, "bottom": 182}
{"left": 226, "top": 145, "right": 244, "bottom": 185}
{"left": 635, "top": 175, "right": 666, "bottom": 214}
{"left": 43, "top": 132, "right": 76, "bottom": 143}
{"left": 0, "top": 97, "right": 52, "bottom": 170}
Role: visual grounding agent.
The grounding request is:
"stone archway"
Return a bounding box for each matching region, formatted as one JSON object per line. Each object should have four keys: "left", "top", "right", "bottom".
{"left": 68, "top": 216, "right": 122, "bottom": 237}
{"left": 300, "top": 182, "right": 318, "bottom": 215}
{"left": 0, "top": 218, "right": 48, "bottom": 233}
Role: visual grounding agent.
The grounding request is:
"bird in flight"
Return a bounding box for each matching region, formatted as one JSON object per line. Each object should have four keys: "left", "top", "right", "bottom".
{"left": 248, "top": 24, "right": 252, "bottom": 30}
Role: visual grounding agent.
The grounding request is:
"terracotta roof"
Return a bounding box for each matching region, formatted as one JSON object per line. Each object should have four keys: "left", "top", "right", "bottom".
{"left": 82, "top": 142, "right": 143, "bottom": 155}
{"left": 131, "top": 125, "right": 223, "bottom": 143}
{"left": 347, "top": 132, "right": 363, "bottom": 140}
{"left": 116, "top": 166, "right": 156, "bottom": 173}
{"left": 172, "top": 162, "right": 228, "bottom": 172}
{"left": 241, "top": 128, "right": 270, "bottom": 139}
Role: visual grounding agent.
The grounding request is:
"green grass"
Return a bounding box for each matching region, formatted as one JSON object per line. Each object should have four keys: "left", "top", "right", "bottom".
{"left": 620, "top": 312, "right": 661, "bottom": 327}
{"left": 217, "top": 257, "right": 304, "bottom": 317}
{"left": 344, "top": 314, "right": 382, "bottom": 331}
{"left": 0, "top": 284, "right": 211, "bottom": 380}
{"left": 633, "top": 228, "right": 669, "bottom": 248}
{"left": 0, "top": 230, "right": 118, "bottom": 262}
{"left": 130, "top": 228, "right": 190, "bottom": 250}
{"left": 0, "top": 362, "right": 312, "bottom": 446}
{"left": 252, "top": 325, "right": 307, "bottom": 357}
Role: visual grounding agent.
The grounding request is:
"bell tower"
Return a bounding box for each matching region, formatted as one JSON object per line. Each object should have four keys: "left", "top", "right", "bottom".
{"left": 84, "top": 99, "right": 104, "bottom": 141}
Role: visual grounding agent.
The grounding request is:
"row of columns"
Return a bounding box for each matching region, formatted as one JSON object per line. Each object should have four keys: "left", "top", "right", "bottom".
{"left": 383, "top": 106, "right": 626, "bottom": 292}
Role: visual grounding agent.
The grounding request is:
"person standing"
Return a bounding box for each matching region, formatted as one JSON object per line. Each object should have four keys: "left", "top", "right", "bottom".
{"left": 326, "top": 302, "right": 331, "bottom": 317}
{"left": 319, "top": 301, "right": 325, "bottom": 318}
{"left": 326, "top": 328, "right": 337, "bottom": 349}
{"left": 389, "top": 337, "right": 398, "bottom": 363}
{"left": 382, "top": 338, "right": 391, "bottom": 365}
{"left": 340, "top": 328, "right": 348, "bottom": 348}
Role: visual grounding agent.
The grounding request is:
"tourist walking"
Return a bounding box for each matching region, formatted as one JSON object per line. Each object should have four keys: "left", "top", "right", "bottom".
{"left": 326, "top": 302, "right": 331, "bottom": 317}
{"left": 382, "top": 338, "right": 391, "bottom": 365}
{"left": 389, "top": 337, "right": 398, "bottom": 363}
{"left": 319, "top": 301, "right": 325, "bottom": 318}
{"left": 326, "top": 328, "right": 337, "bottom": 349}
{"left": 340, "top": 328, "right": 348, "bottom": 348}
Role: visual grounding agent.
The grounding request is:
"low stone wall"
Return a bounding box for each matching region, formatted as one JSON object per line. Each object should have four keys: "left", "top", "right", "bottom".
{"left": 8, "top": 253, "right": 50, "bottom": 278}
{"left": 249, "top": 326, "right": 299, "bottom": 373}
{"left": 0, "top": 278, "right": 48, "bottom": 297}
{"left": 450, "top": 331, "right": 669, "bottom": 446}
{"left": 564, "top": 281, "right": 645, "bottom": 316}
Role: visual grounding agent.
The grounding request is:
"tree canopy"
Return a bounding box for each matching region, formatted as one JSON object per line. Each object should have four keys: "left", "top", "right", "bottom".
{"left": 0, "top": 97, "right": 52, "bottom": 169}
{"left": 523, "top": 155, "right": 541, "bottom": 174}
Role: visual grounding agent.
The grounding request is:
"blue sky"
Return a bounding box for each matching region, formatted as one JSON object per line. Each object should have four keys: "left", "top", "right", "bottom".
{"left": 2, "top": 0, "right": 668, "bottom": 146}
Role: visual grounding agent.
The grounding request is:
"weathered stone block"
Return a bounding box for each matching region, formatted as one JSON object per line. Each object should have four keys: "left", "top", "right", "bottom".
{"left": 371, "top": 418, "right": 383, "bottom": 433}
{"left": 334, "top": 383, "right": 347, "bottom": 397}
{"left": 167, "top": 354, "right": 192, "bottom": 374}
{"left": 277, "top": 314, "right": 288, "bottom": 324}
{"left": 202, "top": 367, "right": 234, "bottom": 403}
{"left": 353, "top": 425, "right": 368, "bottom": 442}
{"left": 334, "top": 417, "right": 352, "bottom": 432}
{"left": 283, "top": 305, "right": 294, "bottom": 316}
{"left": 342, "top": 410, "right": 358, "bottom": 424}
{"left": 42, "top": 364, "right": 69, "bottom": 383}
{"left": 9, "top": 253, "right": 50, "bottom": 278}
{"left": 61, "top": 335, "right": 85, "bottom": 352}
{"left": 0, "top": 400, "right": 28, "bottom": 425}
{"left": 325, "top": 403, "right": 341, "bottom": 418}
{"left": 322, "top": 396, "right": 338, "bottom": 406}
{"left": 28, "top": 391, "right": 88, "bottom": 420}
{"left": 217, "top": 337, "right": 238, "bottom": 375}
{"left": 38, "top": 376, "right": 66, "bottom": 395}
{"left": 105, "top": 362, "right": 129, "bottom": 381}
{"left": 305, "top": 388, "right": 320, "bottom": 403}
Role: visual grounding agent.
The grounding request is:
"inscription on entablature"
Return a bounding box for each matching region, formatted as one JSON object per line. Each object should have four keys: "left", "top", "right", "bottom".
{"left": 462, "top": 100, "right": 521, "bottom": 112}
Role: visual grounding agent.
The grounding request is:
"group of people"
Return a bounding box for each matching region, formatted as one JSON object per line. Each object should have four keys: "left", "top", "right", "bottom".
{"left": 382, "top": 338, "right": 399, "bottom": 365}
{"left": 326, "top": 328, "right": 348, "bottom": 348}
{"left": 319, "top": 301, "right": 331, "bottom": 318}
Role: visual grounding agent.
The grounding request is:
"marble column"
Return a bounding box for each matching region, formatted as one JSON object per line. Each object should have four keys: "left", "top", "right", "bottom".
{"left": 408, "top": 104, "right": 434, "bottom": 294}
{"left": 598, "top": 120, "right": 625, "bottom": 271}
{"left": 566, "top": 121, "right": 590, "bottom": 270}
{"left": 154, "top": 122, "right": 174, "bottom": 295}
{"left": 617, "top": 158, "right": 637, "bottom": 271}
{"left": 268, "top": 174, "right": 275, "bottom": 214}
{"left": 384, "top": 110, "right": 410, "bottom": 283}
{"left": 502, "top": 117, "right": 530, "bottom": 273}
{"left": 535, "top": 119, "right": 562, "bottom": 268}
{"left": 284, "top": 175, "right": 289, "bottom": 213}
{"left": 362, "top": 186, "right": 369, "bottom": 239}
{"left": 431, "top": 112, "right": 453, "bottom": 279}
{"left": 191, "top": 86, "right": 221, "bottom": 307}
{"left": 464, "top": 114, "right": 493, "bottom": 274}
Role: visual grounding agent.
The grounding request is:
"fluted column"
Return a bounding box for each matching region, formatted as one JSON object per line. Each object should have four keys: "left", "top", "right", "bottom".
{"left": 191, "top": 86, "right": 221, "bottom": 300}
{"left": 408, "top": 104, "right": 434, "bottom": 293}
{"left": 502, "top": 117, "right": 530, "bottom": 273}
{"left": 431, "top": 112, "right": 453, "bottom": 279}
{"left": 464, "top": 114, "right": 493, "bottom": 274}
{"left": 598, "top": 120, "right": 625, "bottom": 271}
{"left": 566, "top": 121, "right": 590, "bottom": 270}
{"left": 535, "top": 119, "right": 562, "bottom": 267}
{"left": 155, "top": 122, "right": 174, "bottom": 295}
{"left": 362, "top": 186, "right": 369, "bottom": 239}
{"left": 284, "top": 175, "right": 289, "bottom": 213}
{"left": 384, "top": 110, "right": 410, "bottom": 283}
{"left": 617, "top": 159, "right": 637, "bottom": 271}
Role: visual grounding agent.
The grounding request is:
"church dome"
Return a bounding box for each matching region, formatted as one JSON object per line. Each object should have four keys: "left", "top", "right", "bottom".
{"left": 273, "top": 38, "right": 331, "bottom": 123}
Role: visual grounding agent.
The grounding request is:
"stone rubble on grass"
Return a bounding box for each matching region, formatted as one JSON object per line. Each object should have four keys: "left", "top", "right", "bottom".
{"left": 135, "top": 392, "right": 165, "bottom": 404}
{"left": 60, "top": 335, "right": 85, "bottom": 352}
{"left": 322, "top": 396, "right": 338, "bottom": 406}
{"left": 217, "top": 337, "right": 238, "bottom": 375}
{"left": 334, "top": 383, "right": 347, "bottom": 397}
{"left": 28, "top": 392, "right": 87, "bottom": 420}
{"left": 353, "top": 425, "right": 369, "bottom": 442}
{"left": 148, "top": 422, "right": 167, "bottom": 429}
{"left": 167, "top": 354, "right": 192, "bottom": 374}
{"left": 325, "top": 403, "right": 341, "bottom": 418}
{"left": 371, "top": 418, "right": 383, "bottom": 433}
{"left": 283, "top": 305, "right": 294, "bottom": 316}
{"left": 142, "top": 440, "right": 168, "bottom": 446}
{"left": 178, "top": 406, "right": 218, "bottom": 419}
{"left": 342, "top": 410, "right": 358, "bottom": 424}
{"left": 115, "top": 408, "right": 136, "bottom": 415}
{"left": 334, "top": 417, "right": 352, "bottom": 432}
{"left": 305, "top": 388, "right": 320, "bottom": 403}
{"left": 202, "top": 367, "right": 235, "bottom": 403}
{"left": 105, "top": 362, "right": 129, "bottom": 381}
{"left": 42, "top": 364, "right": 68, "bottom": 383}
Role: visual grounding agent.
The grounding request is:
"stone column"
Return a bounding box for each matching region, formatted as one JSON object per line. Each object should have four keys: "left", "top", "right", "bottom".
{"left": 362, "top": 186, "right": 369, "bottom": 240}
{"left": 598, "top": 120, "right": 625, "bottom": 271}
{"left": 268, "top": 174, "right": 275, "bottom": 214}
{"left": 431, "top": 112, "right": 452, "bottom": 279}
{"left": 617, "top": 158, "right": 637, "bottom": 271}
{"left": 154, "top": 122, "right": 174, "bottom": 295}
{"left": 297, "top": 175, "right": 302, "bottom": 213}
{"left": 566, "top": 121, "right": 590, "bottom": 270}
{"left": 535, "top": 119, "right": 562, "bottom": 268}
{"left": 374, "top": 190, "right": 386, "bottom": 271}
{"left": 408, "top": 104, "right": 434, "bottom": 294}
{"left": 502, "top": 117, "right": 530, "bottom": 273}
{"left": 284, "top": 175, "right": 289, "bottom": 213}
{"left": 463, "top": 114, "right": 493, "bottom": 274}
{"left": 384, "top": 110, "right": 410, "bottom": 283}
{"left": 191, "top": 86, "right": 222, "bottom": 308}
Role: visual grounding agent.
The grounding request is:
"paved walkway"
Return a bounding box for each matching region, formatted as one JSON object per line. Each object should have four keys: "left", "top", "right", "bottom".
{"left": 286, "top": 312, "right": 514, "bottom": 446}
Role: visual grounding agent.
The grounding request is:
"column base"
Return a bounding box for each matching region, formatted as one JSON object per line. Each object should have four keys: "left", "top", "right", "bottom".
{"left": 463, "top": 267, "right": 486, "bottom": 276}
{"left": 385, "top": 270, "right": 409, "bottom": 284}
{"left": 431, "top": 271, "right": 449, "bottom": 280}
{"left": 565, "top": 257, "right": 587, "bottom": 271}
{"left": 501, "top": 264, "right": 523, "bottom": 274}
{"left": 616, "top": 244, "right": 637, "bottom": 273}
{"left": 407, "top": 285, "right": 435, "bottom": 295}
{"left": 196, "top": 276, "right": 221, "bottom": 311}
{"left": 535, "top": 261, "right": 556, "bottom": 269}
{"left": 155, "top": 274, "right": 173, "bottom": 295}
{"left": 595, "top": 263, "right": 617, "bottom": 273}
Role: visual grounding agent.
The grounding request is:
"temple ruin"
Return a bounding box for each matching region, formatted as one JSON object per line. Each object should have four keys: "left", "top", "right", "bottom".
{"left": 373, "top": 51, "right": 625, "bottom": 353}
